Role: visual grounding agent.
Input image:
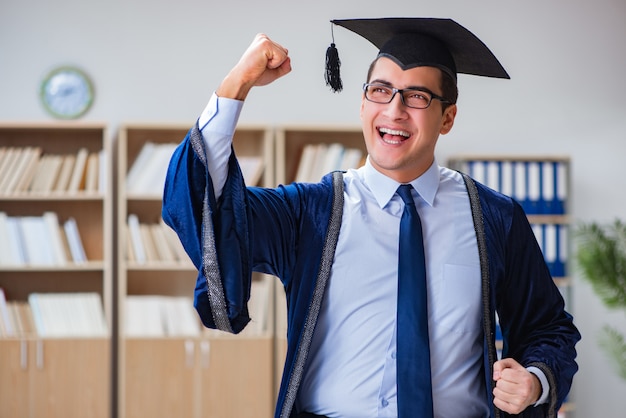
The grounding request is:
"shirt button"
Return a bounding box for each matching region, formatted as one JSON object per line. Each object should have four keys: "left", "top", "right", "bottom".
{"left": 381, "top": 398, "right": 389, "bottom": 407}
{"left": 391, "top": 351, "right": 396, "bottom": 359}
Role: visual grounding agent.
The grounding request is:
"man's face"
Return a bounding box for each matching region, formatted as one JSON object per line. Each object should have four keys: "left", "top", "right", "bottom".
{"left": 360, "top": 57, "right": 457, "bottom": 183}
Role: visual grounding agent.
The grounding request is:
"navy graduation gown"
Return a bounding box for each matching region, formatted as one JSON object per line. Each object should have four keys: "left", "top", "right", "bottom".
{"left": 162, "top": 125, "right": 580, "bottom": 418}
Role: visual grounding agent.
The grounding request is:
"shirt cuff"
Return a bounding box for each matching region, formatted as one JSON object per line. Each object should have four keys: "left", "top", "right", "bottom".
{"left": 198, "top": 92, "right": 244, "bottom": 135}
{"left": 526, "top": 366, "right": 549, "bottom": 406}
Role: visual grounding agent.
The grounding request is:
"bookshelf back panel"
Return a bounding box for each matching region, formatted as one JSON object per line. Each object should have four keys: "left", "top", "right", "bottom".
{"left": 0, "top": 271, "right": 104, "bottom": 301}
{"left": 126, "top": 199, "right": 164, "bottom": 222}
{"left": 127, "top": 270, "right": 196, "bottom": 296}
{"left": 0, "top": 126, "right": 105, "bottom": 155}
{"left": 233, "top": 129, "right": 268, "bottom": 156}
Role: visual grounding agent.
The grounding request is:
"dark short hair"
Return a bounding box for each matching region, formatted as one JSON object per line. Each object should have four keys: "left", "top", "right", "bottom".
{"left": 366, "top": 58, "right": 458, "bottom": 113}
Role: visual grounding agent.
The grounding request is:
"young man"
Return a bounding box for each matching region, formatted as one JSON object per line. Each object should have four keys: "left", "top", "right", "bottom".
{"left": 162, "top": 18, "right": 580, "bottom": 418}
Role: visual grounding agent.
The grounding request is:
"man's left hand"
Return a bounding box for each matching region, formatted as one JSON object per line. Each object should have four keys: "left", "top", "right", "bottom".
{"left": 492, "top": 358, "right": 542, "bottom": 414}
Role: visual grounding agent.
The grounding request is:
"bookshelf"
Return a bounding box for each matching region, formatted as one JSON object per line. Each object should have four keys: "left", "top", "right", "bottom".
{"left": 117, "top": 124, "right": 276, "bottom": 418}
{"left": 275, "top": 125, "right": 366, "bottom": 185}
{"left": 0, "top": 122, "right": 112, "bottom": 418}
{"left": 447, "top": 155, "right": 573, "bottom": 416}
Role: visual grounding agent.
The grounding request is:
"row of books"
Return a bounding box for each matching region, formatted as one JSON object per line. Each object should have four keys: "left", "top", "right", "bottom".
{"left": 295, "top": 143, "right": 364, "bottom": 183}
{"left": 126, "top": 142, "right": 178, "bottom": 195}
{"left": 451, "top": 159, "right": 568, "bottom": 215}
{"left": 531, "top": 222, "right": 568, "bottom": 278}
{"left": 126, "top": 214, "right": 188, "bottom": 264}
{"left": 0, "top": 211, "right": 87, "bottom": 266}
{"left": 0, "top": 146, "right": 105, "bottom": 196}
{"left": 125, "top": 276, "right": 272, "bottom": 337}
{"left": 125, "top": 295, "right": 200, "bottom": 337}
{"left": 126, "top": 141, "right": 266, "bottom": 195}
{"left": 0, "top": 289, "right": 107, "bottom": 338}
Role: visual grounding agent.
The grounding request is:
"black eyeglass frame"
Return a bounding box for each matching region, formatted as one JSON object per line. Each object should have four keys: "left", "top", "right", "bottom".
{"left": 362, "top": 83, "right": 451, "bottom": 109}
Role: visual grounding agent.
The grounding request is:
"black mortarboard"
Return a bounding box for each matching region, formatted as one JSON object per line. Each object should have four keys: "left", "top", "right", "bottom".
{"left": 325, "top": 17, "right": 510, "bottom": 92}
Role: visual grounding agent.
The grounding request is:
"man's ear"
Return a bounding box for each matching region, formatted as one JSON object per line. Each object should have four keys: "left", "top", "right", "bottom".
{"left": 440, "top": 104, "right": 457, "bottom": 135}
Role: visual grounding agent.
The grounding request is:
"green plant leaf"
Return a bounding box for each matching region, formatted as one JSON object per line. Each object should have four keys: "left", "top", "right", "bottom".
{"left": 599, "top": 325, "right": 626, "bottom": 381}
{"left": 575, "top": 219, "right": 626, "bottom": 309}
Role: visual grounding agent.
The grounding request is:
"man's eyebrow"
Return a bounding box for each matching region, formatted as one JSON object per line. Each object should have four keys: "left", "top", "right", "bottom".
{"left": 369, "top": 79, "right": 432, "bottom": 92}
{"left": 369, "top": 79, "right": 392, "bottom": 86}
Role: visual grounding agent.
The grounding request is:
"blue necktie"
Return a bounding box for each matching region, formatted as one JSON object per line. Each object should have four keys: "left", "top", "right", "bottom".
{"left": 396, "top": 184, "right": 433, "bottom": 417}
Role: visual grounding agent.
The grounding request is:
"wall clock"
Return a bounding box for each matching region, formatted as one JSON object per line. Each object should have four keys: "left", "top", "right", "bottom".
{"left": 40, "top": 66, "right": 94, "bottom": 119}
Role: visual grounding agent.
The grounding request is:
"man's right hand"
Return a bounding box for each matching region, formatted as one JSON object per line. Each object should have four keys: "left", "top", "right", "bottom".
{"left": 216, "top": 33, "right": 291, "bottom": 101}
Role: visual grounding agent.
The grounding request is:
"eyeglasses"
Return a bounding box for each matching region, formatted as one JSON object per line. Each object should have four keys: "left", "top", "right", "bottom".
{"left": 363, "top": 83, "right": 450, "bottom": 109}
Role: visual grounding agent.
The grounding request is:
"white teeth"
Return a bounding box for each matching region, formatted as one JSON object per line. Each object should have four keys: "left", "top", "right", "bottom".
{"left": 379, "top": 127, "right": 410, "bottom": 138}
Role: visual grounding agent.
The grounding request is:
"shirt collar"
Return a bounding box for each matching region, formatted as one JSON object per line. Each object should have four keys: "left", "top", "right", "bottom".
{"left": 363, "top": 156, "right": 440, "bottom": 208}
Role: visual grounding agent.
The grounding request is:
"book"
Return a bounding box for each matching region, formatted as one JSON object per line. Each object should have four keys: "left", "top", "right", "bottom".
{"left": 42, "top": 211, "right": 68, "bottom": 265}
{"left": 5, "top": 147, "right": 40, "bottom": 194}
{"left": 139, "top": 223, "right": 158, "bottom": 262}
{"left": 5, "top": 216, "right": 26, "bottom": 265}
{"left": 0, "top": 147, "right": 8, "bottom": 184}
{"left": 125, "top": 295, "right": 165, "bottom": 337}
{"left": 53, "top": 154, "right": 76, "bottom": 192}
{"left": 127, "top": 214, "right": 145, "bottom": 263}
{"left": 294, "top": 144, "right": 317, "bottom": 182}
{"left": 150, "top": 223, "right": 175, "bottom": 262}
{"left": 8, "top": 301, "right": 24, "bottom": 337}
{"left": 67, "top": 147, "right": 89, "bottom": 192}
{"left": 0, "top": 212, "right": 15, "bottom": 265}
{"left": 28, "top": 292, "right": 107, "bottom": 337}
{"left": 84, "top": 152, "right": 99, "bottom": 193}
{"left": 19, "top": 215, "right": 55, "bottom": 265}
{"left": 0, "top": 288, "right": 15, "bottom": 337}
{"left": 15, "top": 301, "right": 36, "bottom": 336}
{"left": 13, "top": 147, "right": 42, "bottom": 194}
{"left": 308, "top": 143, "right": 329, "bottom": 182}
{"left": 162, "top": 296, "right": 200, "bottom": 337}
{"left": 126, "top": 142, "right": 177, "bottom": 195}
{"left": 159, "top": 219, "right": 190, "bottom": 264}
{"left": 316, "top": 142, "right": 344, "bottom": 180}
{"left": 28, "top": 154, "right": 52, "bottom": 193}
{"left": 38, "top": 154, "right": 64, "bottom": 194}
{"left": 339, "top": 147, "right": 364, "bottom": 171}
{"left": 63, "top": 217, "right": 87, "bottom": 263}
{"left": 125, "top": 142, "right": 156, "bottom": 192}
{"left": 125, "top": 224, "right": 136, "bottom": 262}
{"left": 238, "top": 156, "right": 265, "bottom": 186}
{"left": 0, "top": 148, "right": 21, "bottom": 193}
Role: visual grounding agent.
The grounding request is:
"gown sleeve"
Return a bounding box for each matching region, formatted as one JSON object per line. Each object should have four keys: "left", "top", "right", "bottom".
{"left": 482, "top": 189, "right": 581, "bottom": 414}
{"left": 162, "top": 123, "right": 331, "bottom": 335}
{"left": 162, "top": 123, "right": 255, "bottom": 333}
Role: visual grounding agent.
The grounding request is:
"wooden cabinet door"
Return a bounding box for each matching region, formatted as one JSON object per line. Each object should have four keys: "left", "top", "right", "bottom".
{"left": 124, "top": 338, "right": 195, "bottom": 418}
{"left": 0, "top": 339, "right": 32, "bottom": 417}
{"left": 199, "top": 337, "right": 274, "bottom": 418}
{"left": 30, "top": 339, "right": 110, "bottom": 418}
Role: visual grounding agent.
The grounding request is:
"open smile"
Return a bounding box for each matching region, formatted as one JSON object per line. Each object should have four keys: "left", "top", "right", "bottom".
{"left": 378, "top": 127, "right": 411, "bottom": 145}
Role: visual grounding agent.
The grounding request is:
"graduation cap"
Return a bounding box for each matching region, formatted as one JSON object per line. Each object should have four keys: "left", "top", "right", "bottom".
{"left": 325, "top": 17, "right": 510, "bottom": 92}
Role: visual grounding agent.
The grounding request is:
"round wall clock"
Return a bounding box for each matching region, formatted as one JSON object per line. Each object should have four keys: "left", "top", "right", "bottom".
{"left": 40, "top": 66, "right": 94, "bottom": 119}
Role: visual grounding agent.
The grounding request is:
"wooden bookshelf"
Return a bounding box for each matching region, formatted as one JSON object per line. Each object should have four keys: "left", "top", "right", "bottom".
{"left": 0, "top": 122, "right": 112, "bottom": 418}
{"left": 275, "top": 125, "right": 366, "bottom": 185}
{"left": 117, "top": 123, "right": 276, "bottom": 418}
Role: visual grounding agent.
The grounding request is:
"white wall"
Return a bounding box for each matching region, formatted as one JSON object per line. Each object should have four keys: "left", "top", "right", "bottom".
{"left": 2, "top": 0, "right": 626, "bottom": 416}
